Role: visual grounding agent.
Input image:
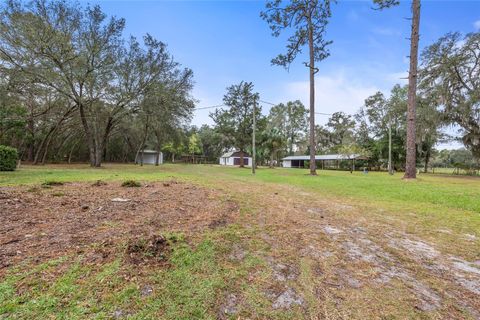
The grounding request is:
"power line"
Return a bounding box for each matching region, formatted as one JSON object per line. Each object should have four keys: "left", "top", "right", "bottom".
{"left": 259, "top": 99, "right": 276, "bottom": 106}
{"left": 193, "top": 104, "right": 224, "bottom": 111}
{"left": 258, "top": 98, "right": 333, "bottom": 116}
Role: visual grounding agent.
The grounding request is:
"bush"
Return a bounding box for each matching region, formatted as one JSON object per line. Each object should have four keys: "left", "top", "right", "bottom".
{"left": 42, "top": 180, "right": 64, "bottom": 187}
{"left": 122, "top": 180, "right": 141, "bottom": 187}
{"left": 0, "top": 145, "right": 18, "bottom": 171}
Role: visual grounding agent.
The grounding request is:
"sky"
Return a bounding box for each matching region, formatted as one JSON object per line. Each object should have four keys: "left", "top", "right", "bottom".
{"left": 90, "top": 0, "right": 480, "bottom": 149}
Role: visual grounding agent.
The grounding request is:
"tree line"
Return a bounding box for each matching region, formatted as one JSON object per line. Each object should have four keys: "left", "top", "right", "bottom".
{"left": 0, "top": 0, "right": 478, "bottom": 172}
{"left": 199, "top": 24, "right": 479, "bottom": 171}
{"left": 0, "top": 0, "right": 195, "bottom": 167}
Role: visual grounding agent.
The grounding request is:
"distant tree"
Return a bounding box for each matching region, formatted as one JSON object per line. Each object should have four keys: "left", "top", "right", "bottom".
{"left": 420, "top": 32, "right": 480, "bottom": 161}
{"left": 262, "top": 127, "right": 285, "bottom": 168}
{"left": 0, "top": 82, "right": 26, "bottom": 148}
{"left": 197, "top": 125, "right": 223, "bottom": 162}
{"left": 415, "top": 96, "right": 444, "bottom": 172}
{"left": 338, "top": 143, "right": 371, "bottom": 173}
{"left": 0, "top": 0, "right": 187, "bottom": 167}
{"left": 268, "top": 100, "right": 308, "bottom": 156}
{"left": 374, "top": 0, "right": 421, "bottom": 179}
{"left": 210, "top": 81, "right": 260, "bottom": 167}
{"left": 325, "top": 112, "right": 356, "bottom": 150}
{"left": 355, "top": 86, "right": 408, "bottom": 170}
{"left": 162, "top": 136, "right": 185, "bottom": 163}
{"left": 188, "top": 133, "right": 202, "bottom": 156}
{"left": 261, "top": 0, "right": 334, "bottom": 175}
{"left": 314, "top": 125, "right": 333, "bottom": 153}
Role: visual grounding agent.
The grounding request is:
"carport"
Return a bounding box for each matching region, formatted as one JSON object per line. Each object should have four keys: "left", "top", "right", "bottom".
{"left": 282, "top": 154, "right": 368, "bottom": 170}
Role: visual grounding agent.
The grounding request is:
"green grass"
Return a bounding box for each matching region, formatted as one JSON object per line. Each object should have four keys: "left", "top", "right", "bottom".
{"left": 2, "top": 163, "right": 479, "bottom": 236}
{"left": 1, "top": 163, "right": 479, "bottom": 319}
{"left": 3, "top": 163, "right": 480, "bottom": 240}
{"left": 2, "top": 163, "right": 479, "bottom": 212}
{"left": 0, "top": 227, "right": 261, "bottom": 319}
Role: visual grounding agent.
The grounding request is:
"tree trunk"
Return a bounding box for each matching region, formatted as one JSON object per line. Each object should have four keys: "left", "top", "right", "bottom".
{"left": 136, "top": 116, "right": 149, "bottom": 167}
{"left": 34, "top": 132, "right": 50, "bottom": 165}
{"left": 27, "top": 116, "right": 35, "bottom": 162}
{"left": 239, "top": 150, "right": 244, "bottom": 167}
{"left": 404, "top": 0, "right": 421, "bottom": 179}
{"left": 41, "top": 133, "right": 53, "bottom": 165}
{"left": 270, "top": 151, "right": 274, "bottom": 169}
{"left": 154, "top": 131, "right": 162, "bottom": 166}
{"left": 424, "top": 148, "right": 430, "bottom": 173}
{"left": 34, "top": 124, "right": 59, "bottom": 165}
{"left": 68, "top": 142, "right": 77, "bottom": 164}
{"left": 308, "top": 15, "right": 317, "bottom": 176}
{"left": 94, "top": 144, "right": 103, "bottom": 167}
{"left": 101, "top": 117, "right": 114, "bottom": 162}
{"left": 79, "top": 105, "right": 97, "bottom": 167}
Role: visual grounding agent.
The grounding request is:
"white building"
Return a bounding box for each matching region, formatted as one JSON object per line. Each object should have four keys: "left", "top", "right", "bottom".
{"left": 135, "top": 150, "right": 163, "bottom": 165}
{"left": 219, "top": 151, "right": 252, "bottom": 167}
{"left": 282, "top": 154, "right": 366, "bottom": 168}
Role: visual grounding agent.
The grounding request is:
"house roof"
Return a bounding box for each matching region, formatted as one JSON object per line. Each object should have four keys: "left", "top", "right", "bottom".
{"left": 220, "top": 150, "right": 250, "bottom": 158}
{"left": 282, "top": 154, "right": 366, "bottom": 161}
{"left": 140, "top": 149, "right": 161, "bottom": 154}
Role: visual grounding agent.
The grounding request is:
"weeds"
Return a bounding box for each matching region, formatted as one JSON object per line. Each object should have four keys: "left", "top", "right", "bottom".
{"left": 121, "top": 180, "right": 141, "bottom": 187}
{"left": 41, "top": 180, "right": 64, "bottom": 187}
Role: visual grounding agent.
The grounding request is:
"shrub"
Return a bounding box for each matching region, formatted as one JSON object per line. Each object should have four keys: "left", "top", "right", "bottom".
{"left": 42, "top": 180, "right": 64, "bottom": 187}
{"left": 122, "top": 180, "right": 141, "bottom": 187}
{"left": 0, "top": 145, "right": 18, "bottom": 171}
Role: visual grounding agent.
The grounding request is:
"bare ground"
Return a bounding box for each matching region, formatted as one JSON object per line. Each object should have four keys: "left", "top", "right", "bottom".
{"left": 223, "top": 181, "right": 480, "bottom": 319}
{"left": 0, "top": 180, "right": 238, "bottom": 273}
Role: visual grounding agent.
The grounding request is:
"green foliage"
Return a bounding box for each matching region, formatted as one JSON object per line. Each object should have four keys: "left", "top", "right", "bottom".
{"left": 0, "top": 145, "right": 18, "bottom": 171}
{"left": 372, "top": 0, "right": 400, "bottom": 10}
{"left": 0, "top": 89, "right": 27, "bottom": 147}
{"left": 211, "top": 81, "right": 262, "bottom": 155}
{"left": 121, "top": 180, "right": 141, "bottom": 187}
{"left": 188, "top": 133, "right": 202, "bottom": 155}
{"left": 0, "top": 0, "right": 195, "bottom": 167}
{"left": 420, "top": 32, "right": 480, "bottom": 160}
{"left": 260, "top": 0, "right": 333, "bottom": 68}
{"left": 268, "top": 100, "right": 308, "bottom": 156}
{"left": 41, "top": 180, "right": 64, "bottom": 186}
{"left": 197, "top": 125, "right": 224, "bottom": 162}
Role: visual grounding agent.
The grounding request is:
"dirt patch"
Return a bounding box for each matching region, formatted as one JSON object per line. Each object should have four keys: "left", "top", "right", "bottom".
{"left": 391, "top": 238, "right": 440, "bottom": 260}
{"left": 218, "top": 293, "right": 240, "bottom": 319}
{"left": 323, "top": 226, "right": 343, "bottom": 235}
{"left": 0, "top": 181, "right": 239, "bottom": 273}
{"left": 269, "top": 261, "right": 298, "bottom": 282}
{"left": 125, "top": 234, "right": 170, "bottom": 265}
{"left": 271, "top": 287, "right": 304, "bottom": 309}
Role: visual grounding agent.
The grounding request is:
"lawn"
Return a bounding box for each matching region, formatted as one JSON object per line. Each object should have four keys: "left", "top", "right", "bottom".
{"left": 1, "top": 164, "right": 479, "bottom": 319}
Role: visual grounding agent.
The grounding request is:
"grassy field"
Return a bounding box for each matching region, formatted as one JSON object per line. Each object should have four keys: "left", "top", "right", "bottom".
{"left": 1, "top": 164, "right": 479, "bottom": 319}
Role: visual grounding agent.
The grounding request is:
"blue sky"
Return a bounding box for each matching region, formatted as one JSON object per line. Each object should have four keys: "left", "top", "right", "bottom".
{"left": 92, "top": 0, "right": 479, "bottom": 147}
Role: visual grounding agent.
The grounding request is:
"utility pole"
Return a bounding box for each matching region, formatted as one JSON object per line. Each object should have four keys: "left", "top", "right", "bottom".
{"left": 388, "top": 115, "right": 393, "bottom": 175}
{"left": 252, "top": 96, "right": 256, "bottom": 175}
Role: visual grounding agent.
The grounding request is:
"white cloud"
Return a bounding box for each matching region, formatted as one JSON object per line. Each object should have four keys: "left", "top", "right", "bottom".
{"left": 474, "top": 20, "right": 480, "bottom": 31}
{"left": 281, "top": 72, "right": 380, "bottom": 124}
